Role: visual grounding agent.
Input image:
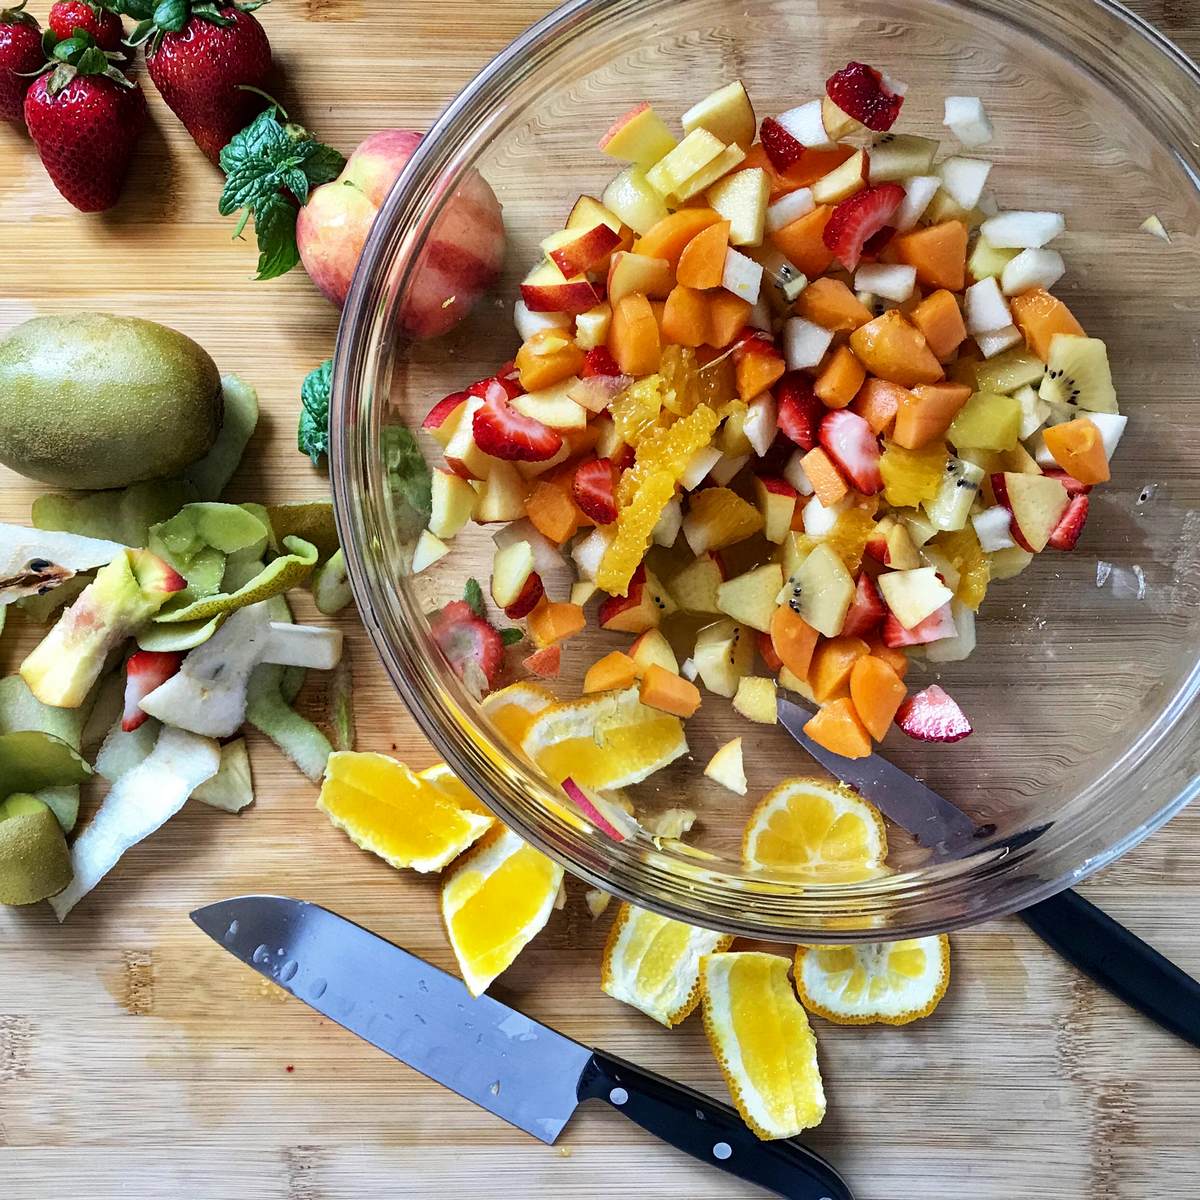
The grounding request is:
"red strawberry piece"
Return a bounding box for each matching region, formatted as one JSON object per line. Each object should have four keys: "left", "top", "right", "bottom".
{"left": 467, "top": 372, "right": 523, "bottom": 400}
{"left": 819, "top": 409, "right": 882, "bottom": 494}
{"left": 0, "top": 1, "right": 43, "bottom": 123}
{"left": 757, "top": 629, "right": 783, "bottom": 673}
{"left": 823, "top": 184, "right": 906, "bottom": 272}
{"left": 523, "top": 643, "right": 561, "bottom": 680}
{"left": 826, "top": 61, "right": 905, "bottom": 132}
{"left": 48, "top": 1, "right": 123, "bottom": 52}
{"left": 140, "top": 3, "right": 272, "bottom": 163}
{"left": 1042, "top": 467, "right": 1092, "bottom": 497}
{"left": 882, "top": 603, "right": 957, "bottom": 648}
{"left": 122, "top": 650, "right": 183, "bottom": 732}
{"left": 572, "top": 457, "right": 617, "bottom": 525}
{"left": 1047, "top": 493, "right": 1089, "bottom": 551}
{"left": 860, "top": 224, "right": 896, "bottom": 262}
{"left": 472, "top": 381, "right": 563, "bottom": 462}
{"left": 759, "top": 115, "right": 806, "bottom": 173}
{"left": 611, "top": 443, "right": 636, "bottom": 474}
{"left": 841, "top": 572, "right": 886, "bottom": 638}
{"left": 581, "top": 346, "right": 622, "bottom": 378}
{"left": 24, "top": 36, "right": 148, "bottom": 213}
{"left": 504, "top": 570, "right": 545, "bottom": 619}
{"left": 423, "top": 389, "right": 468, "bottom": 431}
{"left": 429, "top": 599, "right": 504, "bottom": 689}
{"left": 775, "top": 371, "right": 824, "bottom": 451}
{"left": 894, "top": 683, "right": 972, "bottom": 743}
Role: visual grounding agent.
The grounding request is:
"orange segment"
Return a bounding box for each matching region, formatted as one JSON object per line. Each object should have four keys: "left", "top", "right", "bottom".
{"left": 802, "top": 698, "right": 873, "bottom": 759}
{"left": 1041, "top": 416, "right": 1110, "bottom": 485}
{"left": 892, "top": 220, "right": 968, "bottom": 291}
{"left": 849, "top": 310, "right": 944, "bottom": 388}
{"left": 417, "top": 762, "right": 493, "bottom": 817}
{"left": 676, "top": 219, "right": 730, "bottom": 288}
{"left": 879, "top": 439, "right": 949, "bottom": 507}
{"left": 479, "top": 681, "right": 557, "bottom": 746}
{"left": 795, "top": 277, "right": 873, "bottom": 333}
{"left": 848, "top": 655, "right": 907, "bottom": 741}
{"left": 1010, "top": 287, "right": 1085, "bottom": 361}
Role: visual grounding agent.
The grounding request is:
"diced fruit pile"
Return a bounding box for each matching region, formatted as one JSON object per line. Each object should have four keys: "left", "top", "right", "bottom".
{"left": 415, "top": 66, "right": 1123, "bottom": 776}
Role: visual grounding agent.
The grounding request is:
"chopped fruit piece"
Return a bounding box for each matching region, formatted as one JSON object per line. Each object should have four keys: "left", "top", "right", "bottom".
{"left": 770, "top": 205, "right": 836, "bottom": 277}
{"left": 1047, "top": 493, "right": 1089, "bottom": 551}
{"left": 603, "top": 902, "right": 733, "bottom": 1027}
{"left": 670, "top": 552, "right": 726, "bottom": 613}
{"left": 717, "top": 563, "right": 785, "bottom": 632}
{"left": 892, "top": 220, "right": 968, "bottom": 291}
{"left": 990, "top": 471, "right": 1069, "bottom": 553}
{"left": 629, "top": 628, "right": 679, "bottom": 675}
{"left": 429, "top": 600, "right": 504, "bottom": 691}
{"left": 1001, "top": 247, "right": 1065, "bottom": 297}
{"left": 504, "top": 571, "right": 545, "bottom": 619}
{"left": 661, "top": 285, "right": 711, "bottom": 347}
{"left": 584, "top": 650, "right": 639, "bottom": 694}
{"left": 526, "top": 480, "right": 582, "bottom": 544}
{"left": 798, "top": 447, "right": 849, "bottom": 507}
{"left": 647, "top": 128, "right": 727, "bottom": 197}
{"left": 972, "top": 504, "right": 1016, "bottom": 551}
{"left": 757, "top": 629, "right": 784, "bottom": 672}
{"left": 733, "top": 333, "right": 786, "bottom": 400}
{"left": 1042, "top": 418, "right": 1109, "bottom": 485}
{"left": 867, "top": 637, "right": 909, "bottom": 678}
{"left": 598, "top": 564, "right": 676, "bottom": 632}
{"left": 963, "top": 276, "right": 1012, "bottom": 336}
{"left": 442, "top": 825, "right": 563, "bottom": 996}
{"left": 975, "top": 325, "right": 1023, "bottom": 359}
{"left": 633, "top": 207, "right": 723, "bottom": 265}
{"left": 795, "top": 934, "right": 950, "bottom": 1025}
{"left": 848, "top": 655, "right": 907, "bottom": 741}
{"left": 424, "top": 392, "right": 468, "bottom": 444}
{"left": 850, "top": 378, "right": 904, "bottom": 436}
{"left": 777, "top": 373, "right": 825, "bottom": 451}
{"left": 677, "top": 219, "right": 731, "bottom": 288}
{"left": 706, "top": 166, "right": 770, "bottom": 245}
{"left": 600, "top": 101, "right": 678, "bottom": 166}
{"left": 819, "top": 410, "right": 882, "bottom": 494}
{"left": 880, "top": 440, "right": 948, "bottom": 507}
{"left": 849, "top": 310, "right": 944, "bottom": 388}
{"left": 528, "top": 599, "right": 587, "bottom": 647}
{"left": 947, "top": 391, "right": 1022, "bottom": 451}
{"left": 122, "top": 650, "right": 183, "bottom": 732}
{"left": 474, "top": 462, "right": 531, "bottom": 523}
{"left": 706, "top": 291, "right": 753, "bottom": 347}
{"left": 429, "top": 469, "right": 477, "bottom": 540}
{"left": 814, "top": 346, "right": 866, "bottom": 408}
{"left": 980, "top": 210, "right": 1065, "bottom": 249}
{"left": 842, "top": 572, "right": 887, "bottom": 639}
{"left": 892, "top": 381, "right": 971, "bottom": 449}
{"left": 944, "top": 94, "right": 993, "bottom": 146}
{"left": 967, "top": 236, "right": 1018, "bottom": 283}
{"left": 581, "top": 346, "right": 622, "bottom": 378}
{"left": 491, "top": 540, "right": 535, "bottom": 609}
{"left": 576, "top": 303, "right": 614, "bottom": 351}
{"left": 572, "top": 457, "right": 618, "bottom": 524}
{"left": 809, "top": 635, "right": 871, "bottom": 703}
{"left": 480, "top": 680, "right": 555, "bottom": 745}
{"left": 683, "top": 79, "right": 756, "bottom": 148}
{"left": 827, "top": 60, "right": 905, "bottom": 131}
{"left": 769, "top": 604, "right": 820, "bottom": 680}
{"left": 931, "top": 526, "right": 990, "bottom": 610}
{"left": 522, "top": 644, "right": 561, "bottom": 678}
{"left": 868, "top": 134, "right": 938, "bottom": 182}
{"left": 608, "top": 293, "right": 663, "bottom": 377}
{"left": 603, "top": 165, "right": 671, "bottom": 235}
{"left": 759, "top": 115, "right": 807, "bottom": 172}
{"left": 412, "top": 529, "right": 450, "bottom": 573}
{"left": 766, "top": 188, "right": 817, "bottom": 240}
{"left": 923, "top": 598, "right": 976, "bottom": 662}
{"left": 473, "top": 384, "right": 564, "bottom": 462}
{"left": 693, "top": 618, "right": 755, "bottom": 697}
{"left": 607, "top": 251, "right": 674, "bottom": 305}
{"left": 822, "top": 183, "right": 905, "bottom": 271}
{"left": 521, "top": 260, "right": 604, "bottom": 315}
{"left": 319, "top": 752, "right": 493, "bottom": 874}
{"left": 795, "top": 277, "right": 873, "bottom": 333}
{"left": 855, "top": 262, "right": 916, "bottom": 303}
{"left": 705, "top": 737, "right": 747, "bottom": 795}
{"left": 732, "top": 675, "right": 778, "bottom": 724}
{"left": 973, "top": 347, "right": 1045, "bottom": 393}
{"left": 640, "top": 663, "right": 702, "bottom": 717}
{"left": 803, "top": 697, "right": 872, "bottom": 759}
{"left": 938, "top": 156, "right": 992, "bottom": 211}
{"left": 878, "top": 566, "right": 954, "bottom": 629}
{"left": 775, "top": 99, "right": 836, "bottom": 150}
{"left": 810, "top": 149, "right": 868, "bottom": 206}
{"left": 910, "top": 289, "right": 967, "bottom": 360}
{"left": 882, "top": 601, "right": 956, "bottom": 647}
{"left": 753, "top": 476, "right": 798, "bottom": 543}
{"left": 780, "top": 543, "right": 854, "bottom": 637}
{"left": 682, "top": 487, "right": 764, "bottom": 555}
{"left": 544, "top": 223, "right": 625, "bottom": 277}
{"left": 864, "top": 513, "right": 922, "bottom": 569}
{"left": 895, "top": 684, "right": 971, "bottom": 742}
{"left": 744, "top": 393, "right": 778, "bottom": 455}
{"left": 1010, "top": 287, "right": 1086, "bottom": 361}
{"left": 1038, "top": 334, "right": 1118, "bottom": 414}
{"left": 893, "top": 174, "right": 941, "bottom": 231}
{"left": 744, "top": 775, "right": 885, "bottom": 869}
{"left": 598, "top": 476, "right": 678, "bottom": 593}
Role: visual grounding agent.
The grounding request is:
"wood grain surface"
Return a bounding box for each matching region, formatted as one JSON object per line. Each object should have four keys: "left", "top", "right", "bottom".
{"left": 1, "top": 2, "right": 1198, "bottom": 1198}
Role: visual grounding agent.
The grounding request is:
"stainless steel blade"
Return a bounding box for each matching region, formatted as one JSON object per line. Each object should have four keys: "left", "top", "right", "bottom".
{"left": 191, "top": 895, "right": 592, "bottom": 1143}
{"left": 777, "top": 697, "right": 983, "bottom": 856}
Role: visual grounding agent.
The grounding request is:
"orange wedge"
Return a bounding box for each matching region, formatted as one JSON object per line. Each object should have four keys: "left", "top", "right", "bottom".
{"left": 480, "top": 681, "right": 557, "bottom": 746}
{"left": 417, "top": 761, "right": 492, "bottom": 817}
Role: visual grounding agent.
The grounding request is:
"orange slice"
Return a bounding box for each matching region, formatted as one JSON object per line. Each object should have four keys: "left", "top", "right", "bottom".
{"left": 479, "top": 681, "right": 557, "bottom": 746}
{"left": 601, "top": 902, "right": 733, "bottom": 1027}
{"left": 319, "top": 752, "right": 494, "bottom": 873}
{"left": 700, "top": 951, "right": 826, "bottom": 1139}
{"left": 794, "top": 935, "right": 951, "bottom": 1025}
{"left": 441, "top": 825, "right": 564, "bottom": 996}
{"left": 417, "top": 761, "right": 492, "bottom": 817}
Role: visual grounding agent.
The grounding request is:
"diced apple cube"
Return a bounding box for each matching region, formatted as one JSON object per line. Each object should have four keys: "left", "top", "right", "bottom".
{"left": 682, "top": 80, "right": 756, "bottom": 148}
{"left": 1000, "top": 248, "right": 1065, "bottom": 296}
{"left": 575, "top": 302, "right": 612, "bottom": 350}
{"left": 602, "top": 166, "right": 670, "bottom": 235}
{"left": 672, "top": 143, "right": 747, "bottom": 202}
{"left": 717, "top": 563, "right": 784, "bottom": 632}
{"left": 491, "top": 540, "right": 535, "bottom": 608}
{"left": 707, "top": 167, "right": 770, "bottom": 246}
{"left": 980, "top": 211, "right": 1066, "bottom": 249}
{"left": 971, "top": 505, "right": 1015, "bottom": 551}
{"left": 607, "top": 250, "right": 674, "bottom": 305}
{"left": 652, "top": 495, "right": 683, "bottom": 547}
{"left": 991, "top": 471, "right": 1070, "bottom": 552}
{"left": 630, "top": 628, "right": 680, "bottom": 675}
{"left": 709, "top": 453, "right": 749, "bottom": 486}
{"left": 877, "top": 566, "right": 954, "bottom": 629}
{"left": 943, "top": 96, "right": 993, "bottom": 147}
{"left": 783, "top": 449, "right": 816, "bottom": 496}
{"left": 412, "top": 529, "right": 449, "bottom": 574}
{"left": 429, "top": 469, "right": 477, "bottom": 540}
{"left": 964, "top": 276, "right": 1012, "bottom": 335}
{"left": 753, "top": 476, "right": 798, "bottom": 543}
{"left": 938, "top": 156, "right": 992, "bottom": 210}
{"left": 783, "top": 316, "right": 834, "bottom": 370}
{"left": 893, "top": 175, "right": 940, "bottom": 232}
{"left": 703, "top": 737, "right": 747, "bottom": 795}
{"left": 811, "top": 149, "right": 867, "bottom": 205}
{"left": 801, "top": 492, "right": 849, "bottom": 537}
{"left": 510, "top": 379, "right": 588, "bottom": 429}
{"left": 722, "top": 247, "right": 764, "bottom": 304}
{"left": 600, "top": 101, "right": 678, "bottom": 167}
{"left": 975, "top": 325, "right": 1023, "bottom": 358}
{"left": 514, "top": 299, "right": 571, "bottom": 342}
{"left": 766, "top": 187, "right": 815, "bottom": 234}
{"left": 473, "top": 462, "right": 528, "bottom": 522}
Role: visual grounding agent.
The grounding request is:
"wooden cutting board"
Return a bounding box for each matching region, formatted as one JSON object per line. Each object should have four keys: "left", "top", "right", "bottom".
{"left": 1, "top": 2, "right": 1198, "bottom": 1196}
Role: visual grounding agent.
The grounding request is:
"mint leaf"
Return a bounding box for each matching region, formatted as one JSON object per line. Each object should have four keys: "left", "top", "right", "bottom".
{"left": 298, "top": 359, "right": 333, "bottom": 466}
{"left": 303, "top": 143, "right": 346, "bottom": 187}
{"left": 381, "top": 426, "right": 432, "bottom": 540}
{"left": 500, "top": 627, "right": 524, "bottom": 647}
{"left": 463, "top": 578, "right": 485, "bottom": 618}
{"left": 252, "top": 195, "right": 301, "bottom": 282}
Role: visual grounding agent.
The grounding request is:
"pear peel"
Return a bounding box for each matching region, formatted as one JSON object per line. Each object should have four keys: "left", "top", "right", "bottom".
{"left": 0, "top": 796, "right": 73, "bottom": 906}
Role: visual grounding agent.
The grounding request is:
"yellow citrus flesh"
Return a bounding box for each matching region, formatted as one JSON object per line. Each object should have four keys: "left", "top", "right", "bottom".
{"left": 480, "top": 681, "right": 557, "bottom": 746}
{"left": 417, "top": 761, "right": 492, "bottom": 817}
{"left": 611, "top": 374, "right": 667, "bottom": 446}
{"left": 319, "top": 752, "right": 494, "bottom": 873}
{"left": 794, "top": 934, "right": 951, "bottom": 1025}
{"left": 880, "top": 441, "right": 948, "bottom": 508}
{"left": 932, "top": 526, "right": 990, "bottom": 611}
{"left": 742, "top": 777, "right": 887, "bottom": 875}
{"left": 441, "top": 825, "right": 564, "bottom": 996}
{"left": 617, "top": 402, "right": 720, "bottom": 505}
{"left": 823, "top": 506, "right": 878, "bottom": 574}
{"left": 700, "top": 951, "right": 826, "bottom": 1139}
{"left": 601, "top": 902, "right": 733, "bottom": 1027}
{"left": 597, "top": 472, "right": 677, "bottom": 595}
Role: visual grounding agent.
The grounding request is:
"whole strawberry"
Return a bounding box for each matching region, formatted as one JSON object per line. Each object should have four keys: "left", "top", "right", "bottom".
{"left": 24, "top": 33, "right": 148, "bottom": 211}
{"left": 126, "top": 0, "right": 271, "bottom": 163}
{"left": 48, "top": 1, "right": 124, "bottom": 53}
{"left": 0, "top": 1, "right": 42, "bottom": 123}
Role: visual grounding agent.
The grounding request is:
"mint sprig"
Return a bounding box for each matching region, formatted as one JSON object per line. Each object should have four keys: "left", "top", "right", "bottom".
{"left": 297, "top": 358, "right": 332, "bottom": 466}
{"left": 218, "top": 107, "right": 346, "bottom": 282}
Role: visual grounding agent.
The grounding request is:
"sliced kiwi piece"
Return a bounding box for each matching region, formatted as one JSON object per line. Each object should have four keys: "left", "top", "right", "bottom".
{"left": 0, "top": 794, "right": 73, "bottom": 905}
{"left": 1037, "top": 335, "right": 1118, "bottom": 413}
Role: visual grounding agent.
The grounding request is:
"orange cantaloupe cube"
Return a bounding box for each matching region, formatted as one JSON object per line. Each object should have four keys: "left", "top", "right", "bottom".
{"left": 528, "top": 600, "right": 587, "bottom": 648}
{"left": 795, "top": 276, "right": 873, "bottom": 333}
{"left": 808, "top": 636, "right": 870, "bottom": 703}
{"left": 799, "top": 447, "right": 849, "bottom": 506}
{"left": 662, "top": 285, "right": 711, "bottom": 347}
{"left": 770, "top": 605, "right": 820, "bottom": 681}
{"left": 708, "top": 291, "right": 753, "bottom": 348}
{"left": 892, "top": 382, "right": 973, "bottom": 450}
{"left": 609, "top": 293, "right": 662, "bottom": 376}
{"left": 736, "top": 144, "right": 855, "bottom": 199}
{"left": 849, "top": 655, "right": 907, "bottom": 741}
{"left": 910, "top": 289, "right": 967, "bottom": 361}
{"left": 515, "top": 329, "right": 585, "bottom": 392}
{"left": 852, "top": 378, "right": 911, "bottom": 435}
{"left": 866, "top": 637, "right": 909, "bottom": 679}
{"left": 892, "top": 221, "right": 968, "bottom": 292}
{"left": 526, "top": 481, "right": 582, "bottom": 543}
{"left": 814, "top": 345, "right": 866, "bottom": 409}
{"left": 639, "top": 663, "right": 702, "bottom": 717}
{"left": 676, "top": 220, "right": 731, "bottom": 289}
{"left": 849, "top": 310, "right": 944, "bottom": 388}
{"left": 1042, "top": 417, "right": 1110, "bottom": 485}
{"left": 735, "top": 348, "right": 785, "bottom": 402}
{"left": 802, "top": 697, "right": 872, "bottom": 758}
{"left": 583, "top": 650, "right": 639, "bottom": 694}
{"left": 633, "top": 208, "right": 722, "bottom": 267}
{"left": 1010, "top": 287, "right": 1086, "bottom": 361}
{"left": 769, "top": 205, "right": 836, "bottom": 278}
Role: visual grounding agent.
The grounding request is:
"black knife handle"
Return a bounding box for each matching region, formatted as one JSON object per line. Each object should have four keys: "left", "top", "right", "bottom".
{"left": 577, "top": 1049, "right": 853, "bottom": 1200}
{"left": 1019, "top": 889, "right": 1200, "bottom": 1049}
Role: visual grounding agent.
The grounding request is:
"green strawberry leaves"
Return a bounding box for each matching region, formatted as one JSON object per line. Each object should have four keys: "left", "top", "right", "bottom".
{"left": 464, "top": 578, "right": 525, "bottom": 647}
{"left": 119, "top": 0, "right": 264, "bottom": 47}
{"left": 298, "top": 358, "right": 333, "bottom": 466}
{"left": 218, "top": 107, "right": 346, "bottom": 281}
{"left": 40, "top": 28, "right": 135, "bottom": 93}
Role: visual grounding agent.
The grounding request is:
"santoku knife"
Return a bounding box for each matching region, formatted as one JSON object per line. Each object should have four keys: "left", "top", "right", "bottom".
{"left": 777, "top": 697, "right": 1200, "bottom": 1050}
{"left": 193, "top": 894, "right": 853, "bottom": 1200}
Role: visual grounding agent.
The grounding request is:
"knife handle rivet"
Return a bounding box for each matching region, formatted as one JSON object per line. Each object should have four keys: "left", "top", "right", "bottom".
{"left": 713, "top": 1142, "right": 732, "bottom": 1160}
{"left": 609, "top": 1087, "right": 629, "bottom": 1106}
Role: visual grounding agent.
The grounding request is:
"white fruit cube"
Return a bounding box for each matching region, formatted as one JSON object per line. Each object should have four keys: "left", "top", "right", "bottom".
{"left": 514, "top": 299, "right": 570, "bottom": 342}
{"left": 801, "top": 492, "right": 848, "bottom": 537}
{"left": 707, "top": 167, "right": 770, "bottom": 246}
{"left": 781, "top": 544, "right": 854, "bottom": 637}
{"left": 680, "top": 445, "right": 723, "bottom": 491}
{"left": 943, "top": 96, "right": 993, "bottom": 147}
{"left": 510, "top": 381, "right": 587, "bottom": 430}
{"left": 776, "top": 99, "right": 835, "bottom": 149}
{"left": 682, "top": 80, "right": 756, "bottom": 148}
{"left": 1084, "top": 411, "right": 1128, "bottom": 459}
{"left": 443, "top": 395, "right": 501, "bottom": 479}
{"left": 601, "top": 166, "right": 669, "bottom": 235}
{"left": 652, "top": 495, "right": 683, "bottom": 547}
{"left": 570, "top": 580, "right": 597, "bottom": 607}
{"left": 746, "top": 295, "right": 773, "bottom": 331}
{"left": 877, "top": 567, "right": 954, "bottom": 629}
{"left": 783, "top": 448, "right": 816, "bottom": 496}
{"left": 980, "top": 211, "right": 1066, "bottom": 249}
{"left": 783, "top": 316, "right": 834, "bottom": 370}
{"left": 743, "top": 393, "right": 778, "bottom": 456}
{"left": 412, "top": 529, "right": 449, "bottom": 574}
{"left": 704, "top": 737, "right": 747, "bottom": 795}
{"left": 893, "top": 175, "right": 940, "bottom": 232}
{"left": 491, "top": 540, "right": 535, "bottom": 608}
{"left": 938, "top": 156, "right": 993, "bottom": 209}
{"left": 721, "top": 247, "right": 764, "bottom": 304}
{"left": 571, "top": 525, "right": 615, "bottom": 580}
{"left": 766, "top": 188, "right": 815, "bottom": 234}
{"left": 964, "top": 276, "right": 1012, "bottom": 335}
{"left": 1001, "top": 248, "right": 1065, "bottom": 296}
{"left": 717, "top": 564, "right": 784, "bottom": 633}
{"left": 709, "top": 453, "right": 749, "bottom": 486}
{"left": 924, "top": 456, "right": 985, "bottom": 531}
{"left": 976, "top": 325, "right": 1023, "bottom": 359}
{"left": 428, "top": 469, "right": 477, "bottom": 540}
{"left": 989, "top": 546, "right": 1034, "bottom": 579}
{"left": 854, "top": 263, "right": 916, "bottom": 303}
{"left": 811, "top": 149, "right": 867, "bottom": 205}
{"left": 575, "top": 302, "right": 612, "bottom": 350}
{"left": 732, "top": 676, "right": 778, "bottom": 725}
{"left": 754, "top": 477, "right": 798, "bottom": 543}
{"left": 924, "top": 599, "right": 977, "bottom": 662}
{"left": 971, "top": 505, "right": 1016, "bottom": 551}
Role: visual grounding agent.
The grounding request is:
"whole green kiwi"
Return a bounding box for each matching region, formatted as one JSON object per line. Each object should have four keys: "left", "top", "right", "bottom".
{"left": 0, "top": 313, "right": 224, "bottom": 490}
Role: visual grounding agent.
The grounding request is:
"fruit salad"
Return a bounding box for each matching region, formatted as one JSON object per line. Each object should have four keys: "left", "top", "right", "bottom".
{"left": 415, "top": 64, "right": 1122, "bottom": 783}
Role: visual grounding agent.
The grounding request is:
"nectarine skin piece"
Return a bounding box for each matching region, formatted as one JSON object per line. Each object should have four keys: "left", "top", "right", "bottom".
{"left": 770, "top": 605, "right": 820, "bottom": 681}
{"left": 849, "top": 310, "right": 944, "bottom": 388}
{"left": 808, "top": 635, "right": 871, "bottom": 703}
{"left": 633, "top": 208, "right": 722, "bottom": 268}
{"left": 609, "top": 293, "right": 662, "bottom": 376}
{"left": 676, "top": 219, "right": 731, "bottom": 289}
{"left": 892, "top": 221, "right": 968, "bottom": 292}
{"left": 1010, "top": 287, "right": 1086, "bottom": 361}
{"left": 803, "top": 697, "right": 872, "bottom": 759}
{"left": 814, "top": 345, "right": 866, "bottom": 409}
{"left": 849, "top": 655, "right": 907, "bottom": 741}
{"left": 639, "top": 663, "right": 702, "bottom": 718}
{"left": 796, "top": 277, "right": 874, "bottom": 333}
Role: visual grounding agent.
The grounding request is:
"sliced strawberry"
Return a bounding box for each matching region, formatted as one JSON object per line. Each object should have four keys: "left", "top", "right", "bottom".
{"left": 860, "top": 224, "right": 896, "bottom": 262}
{"left": 760, "top": 115, "right": 806, "bottom": 173}
{"left": 823, "top": 184, "right": 906, "bottom": 272}
{"left": 1047, "top": 493, "right": 1089, "bottom": 551}
{"left": 895, "top": 684, "right": 972, "bottom": 743}
{"left": 573, "top": 457, "right": 618, "bottom": 524}
{"left": 841, "top": 572, "right": 887, "bottom": 639}
{"left": 423, "top": 390, "right": 468, "bottom": 431}
{"left": 882, "top": 603, "right": 957, "bottom": 648}
{"left": 122, "top": 650, "right": 183, "bottom": 732}
{"left": 826, "top": 61, "right": 905, "bottom": 132}
{"left": 776, "top": 372, "right": 824, "bottom": 451}
{"left": 757, "top": 629, "right": 783, "bottom": 673}
{"left": 429, "top": 599, "right": 504, "bottom": 689}
{"left": 504, "top": 571, "right": 545, "bottom": 619}
{"left": 612, "top": 444, "right": 636, "bottom": 474}
{"left": 467, "top": 372, "right": 523, "bottom": 400}
{"left": 523, "top": 643, "right": 562, "bottom": 679}
{"left": 1042, "top": 468, "right": 1092, "bottom": 497}
{"left": 581, "top": 347, "right": 622, "bottom": 378}
{"left": 473, "top": 382, "right": 564, "bottom": 462}
{"left": 819, "top": 409, "right": 882, "bottom": 494}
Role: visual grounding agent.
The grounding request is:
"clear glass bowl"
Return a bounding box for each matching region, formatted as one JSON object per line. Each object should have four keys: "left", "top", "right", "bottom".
{"left": 331, "top": 0, "right": 1200, "bottom": 940}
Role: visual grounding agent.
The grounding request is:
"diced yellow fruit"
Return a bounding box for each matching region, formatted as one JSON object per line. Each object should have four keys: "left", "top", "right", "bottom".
{"left": 716, "top": 564, "right": 784, "bottom": 632}
{"left": 880, "top": 441, "right": 949, "bottom": 508}
{"left": 704, "top": 737, "right": 747, "bottom": 795}
{"left": 931, "top": 525, "right": 991, "bottom": 611}
{"left": 732, "top": 676, "right": 777, "bottom": 725}
{"left": 681, "top": 79, "right": 756, "bottom": 149}
{"left": 646, "top": 128, "right": 728, "bottom": 197}
{"left": 706, "top": 166, "right": 770, "bottom": 246}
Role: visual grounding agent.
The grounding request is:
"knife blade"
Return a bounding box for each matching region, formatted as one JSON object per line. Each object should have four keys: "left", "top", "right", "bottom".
{"left": 777, "top": 696, "right": 1200, "bottom": 1050}
{"left": 192, "top": 895, "right": 854, "bottom": 1200}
